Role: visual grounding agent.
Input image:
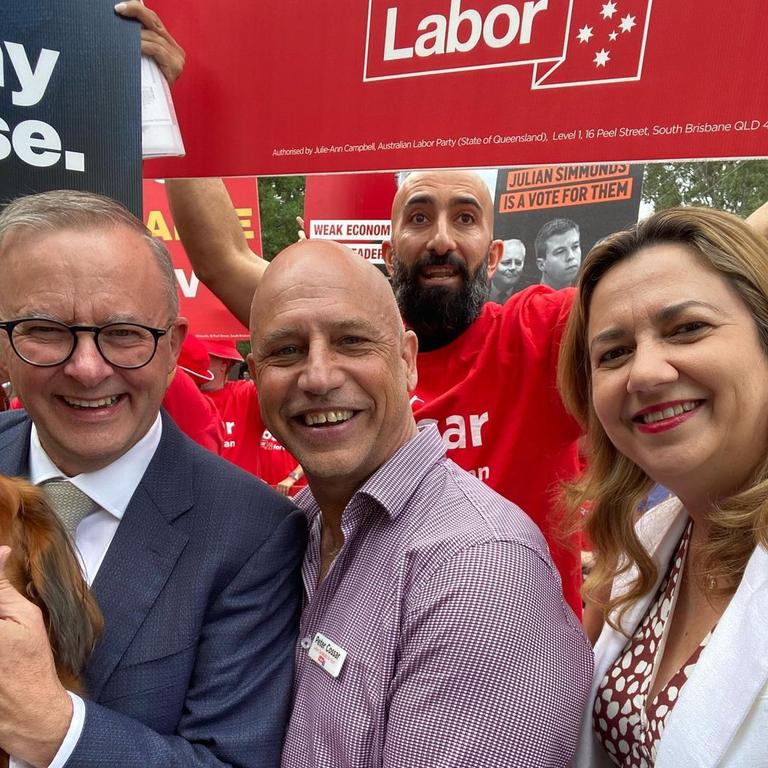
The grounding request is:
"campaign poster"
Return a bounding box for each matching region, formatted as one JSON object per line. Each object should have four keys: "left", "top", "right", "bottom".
{"left": 1, "top": 0, "right": 142, "bottom": 215}
{"left": 491, "top": 162, "right": 643, "bottom": 301}
{"left": 144, "top": 0, "right": 768, "bottom": 178}
{"left": 304, "top": 173, "right": 399, "bottom": 268}
{"left": 143, "top": 177, "right": 261, "bottom": 338}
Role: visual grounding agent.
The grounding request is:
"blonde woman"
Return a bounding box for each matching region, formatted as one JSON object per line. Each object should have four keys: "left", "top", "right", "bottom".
{"left": 559, "top": 207, "right": 768, "bottom": 767}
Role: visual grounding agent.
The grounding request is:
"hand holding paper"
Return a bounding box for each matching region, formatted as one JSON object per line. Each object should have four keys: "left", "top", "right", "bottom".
{"left": 114, "top": 1, "right": 185, "bottom": 158}
{"left": 114, "top": 0, "right": 184, "bottom": 84}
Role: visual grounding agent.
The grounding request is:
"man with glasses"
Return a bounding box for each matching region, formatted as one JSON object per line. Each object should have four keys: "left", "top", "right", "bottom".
{"left": 1, "top": 318, "right": 175, "bottom": 370}
{"left": 0, "top": 190, "right": 304, "bottom": 768}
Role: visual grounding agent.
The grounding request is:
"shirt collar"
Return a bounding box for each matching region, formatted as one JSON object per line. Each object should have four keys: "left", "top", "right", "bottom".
{"left": 29, "top": 414, "right": 163, "bottom": 520}
{"left": 295, "top": 424, "right": 447, "bottom": 525}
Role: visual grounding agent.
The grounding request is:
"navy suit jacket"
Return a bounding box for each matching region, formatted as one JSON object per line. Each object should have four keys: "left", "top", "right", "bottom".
{"left": 0, "top": 410, "right": 306, "bottom": 767}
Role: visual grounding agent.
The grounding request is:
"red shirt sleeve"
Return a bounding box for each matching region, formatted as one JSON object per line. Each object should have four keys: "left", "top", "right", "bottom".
{"left": 162, "top": 368, "right": 224, "bottom": 454}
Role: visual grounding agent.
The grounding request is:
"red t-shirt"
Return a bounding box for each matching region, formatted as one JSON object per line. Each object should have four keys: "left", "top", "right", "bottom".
{"left": 162, "top": 368, "right": 223, "bottom": 455}
{"left": 206, "top": 380, "right": 305, "bottom": 491}
{"left": 206, "top": 380, "right": 262, "bottom": 475}
{"left": 412, "top": 286, "right": 583, "bottom": 616}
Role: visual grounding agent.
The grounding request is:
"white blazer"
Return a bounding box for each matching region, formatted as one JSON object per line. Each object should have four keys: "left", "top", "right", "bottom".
{"left": 573, "top": 498, "right": 768, "bottom": 767}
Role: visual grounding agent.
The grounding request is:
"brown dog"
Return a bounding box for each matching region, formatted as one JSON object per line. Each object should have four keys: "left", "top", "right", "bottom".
{"left": 0, "top": 475, "right": 103, "bottom": 768}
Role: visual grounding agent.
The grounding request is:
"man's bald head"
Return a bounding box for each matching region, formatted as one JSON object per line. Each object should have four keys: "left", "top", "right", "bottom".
{"left": 391, "top": 170, "right": 495, "bottom": 237}
{"left": 250, "top": 239, "right": 403, "bottom": 339}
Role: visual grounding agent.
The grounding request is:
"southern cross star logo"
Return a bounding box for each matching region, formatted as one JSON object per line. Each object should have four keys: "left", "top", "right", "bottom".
{"left": 620, "top": 14, "right": 637, "bottom": 32}
{"left": 594, "top": 48, "right": 610, "bottom": 67}
{"left": 565, "top": 0, "right": 649, "bottom": 75}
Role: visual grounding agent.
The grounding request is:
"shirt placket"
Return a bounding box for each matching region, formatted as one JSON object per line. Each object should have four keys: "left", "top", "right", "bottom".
{"left": 296, "top": 497, "right": 369, "bottom": 668}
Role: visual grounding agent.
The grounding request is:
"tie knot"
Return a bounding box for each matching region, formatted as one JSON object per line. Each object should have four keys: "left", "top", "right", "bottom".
{"left": 42, "top": 479, "right": 97, "bottom": 537}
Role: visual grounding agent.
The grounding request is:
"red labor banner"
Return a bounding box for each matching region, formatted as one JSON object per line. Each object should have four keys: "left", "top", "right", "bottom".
{"left": 144, "top": 0, "right": 768, "bottom": 178}
{"left": 142, "top": 178, "right": 260, "bottom": 338}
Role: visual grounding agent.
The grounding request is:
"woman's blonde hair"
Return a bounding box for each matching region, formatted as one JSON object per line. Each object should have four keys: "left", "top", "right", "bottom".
{"left": 558, "top": 206, "right": 768, "bottom": 630}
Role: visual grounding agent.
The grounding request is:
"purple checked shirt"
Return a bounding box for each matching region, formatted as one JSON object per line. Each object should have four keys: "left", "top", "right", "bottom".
{"left": 282, "top": 425, "right": 593, "bottom": 768}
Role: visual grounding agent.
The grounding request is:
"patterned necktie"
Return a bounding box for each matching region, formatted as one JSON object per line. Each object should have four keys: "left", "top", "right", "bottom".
{"left": 42, "top": 479, "right": 97, "bottom": 537}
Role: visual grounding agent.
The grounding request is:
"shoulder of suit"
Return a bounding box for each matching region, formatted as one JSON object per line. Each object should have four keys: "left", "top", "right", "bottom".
{"left": 0, "top": 409, "right": 29, "bottom": 429}
{"left": 0, "top": 409, "right": 30, "bottom": 445}
{"left": 169, "top": 422, "right": 294, "bottom": 508}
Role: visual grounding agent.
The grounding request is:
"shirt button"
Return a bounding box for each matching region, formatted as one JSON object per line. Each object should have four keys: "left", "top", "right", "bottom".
{"left": 300, "top": 635, "right": 312, "bottom": 650}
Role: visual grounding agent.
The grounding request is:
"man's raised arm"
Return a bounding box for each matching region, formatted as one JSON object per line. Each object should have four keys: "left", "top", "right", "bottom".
{"left": 166, "top": 178, "right": 266, "bottom": 326}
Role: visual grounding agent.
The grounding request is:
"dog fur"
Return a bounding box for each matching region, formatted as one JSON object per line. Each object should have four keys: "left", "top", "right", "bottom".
{"left": 0, "top": 475, "right": 103, "bottom": 767}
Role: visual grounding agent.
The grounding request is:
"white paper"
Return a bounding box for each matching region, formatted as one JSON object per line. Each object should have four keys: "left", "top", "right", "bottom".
{"left": 141, "top": 55, "right": 185, "bottom": 158}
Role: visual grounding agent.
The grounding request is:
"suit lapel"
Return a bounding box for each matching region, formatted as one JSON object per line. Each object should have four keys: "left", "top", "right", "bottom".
{"left": 1, "top": 413, "right": 197, "bottom": 699}
{"left": 657, "top": 545, "right": 768, "bottom": 767}
{"left": 85, "top": 415, "right": 194, "bottom": 699}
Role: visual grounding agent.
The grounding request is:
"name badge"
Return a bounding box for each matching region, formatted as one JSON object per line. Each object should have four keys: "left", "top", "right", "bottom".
{"left": 308, "top": 632, "right": 347, "bottom": 678}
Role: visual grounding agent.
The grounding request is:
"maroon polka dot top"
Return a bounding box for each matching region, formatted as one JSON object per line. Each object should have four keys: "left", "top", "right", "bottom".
{"left": 593, "top": 520, "right": 714, "bottom": 766}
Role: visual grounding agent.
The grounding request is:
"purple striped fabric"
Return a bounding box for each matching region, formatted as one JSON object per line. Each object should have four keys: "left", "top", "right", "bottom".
{"left": 282, "top": 425, "right": 593, "bottom": 767}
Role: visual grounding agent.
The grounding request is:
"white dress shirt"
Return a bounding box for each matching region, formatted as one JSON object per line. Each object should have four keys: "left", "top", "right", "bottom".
{"left": 10, "top": 416, "right": 162, "bottom": 768}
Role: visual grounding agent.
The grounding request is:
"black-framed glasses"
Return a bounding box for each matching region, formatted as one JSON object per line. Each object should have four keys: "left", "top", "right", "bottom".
{"left": 0, "top": 318, "right": 171, "bottom": 369}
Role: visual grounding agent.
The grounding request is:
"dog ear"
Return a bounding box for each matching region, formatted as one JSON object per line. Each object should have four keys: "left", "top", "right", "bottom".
{"left": 0, "top": 477, "right": 26, "bottom": 590}
{"left": 13, "top": 481, "right": 103, "bottom": 678}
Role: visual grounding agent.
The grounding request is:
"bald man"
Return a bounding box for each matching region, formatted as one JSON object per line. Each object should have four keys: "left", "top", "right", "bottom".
{"left": 246, "top": 238, "right": 592, "bottom": 768}
{"left": 166, "top": 171, "right": 584, "bottom": 615}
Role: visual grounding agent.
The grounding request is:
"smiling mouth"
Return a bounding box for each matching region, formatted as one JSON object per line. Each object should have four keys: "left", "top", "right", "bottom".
{"left": 634, "top": 400, "right": 701, "bottom": 424}
{"left": 302, "top": 409, "right": 354, "bottom": 426}
{"left": 63, "top": 395, "right": 121, "bottom": 409}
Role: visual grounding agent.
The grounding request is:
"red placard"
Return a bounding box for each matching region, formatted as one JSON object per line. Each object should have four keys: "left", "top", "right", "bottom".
{"left": 143, "top": 177, "right": 259, "bottom": 338}
{"left": 144, "top": 0, "right": 768, "bottom": 178}
{"left": 304, "top": 173, "right": 399, "bottom": 264}
{"left": 491, "top": 163, "right": 644, "bottom": 298}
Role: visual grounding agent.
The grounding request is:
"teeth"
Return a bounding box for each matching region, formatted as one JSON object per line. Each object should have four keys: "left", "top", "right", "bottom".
{"left": 303, "top": 409, "right": 353, "bottom": 426}
{"left": 641, "top": 401, "right": 698, "bottom": 424}
{"left": 64, "top": 396, "right": 119, "bottom": 409}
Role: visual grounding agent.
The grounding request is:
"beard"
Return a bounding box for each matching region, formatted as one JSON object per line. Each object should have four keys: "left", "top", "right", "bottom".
{"left": 390, "top": 250, "right": 490, "bottom": 352}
